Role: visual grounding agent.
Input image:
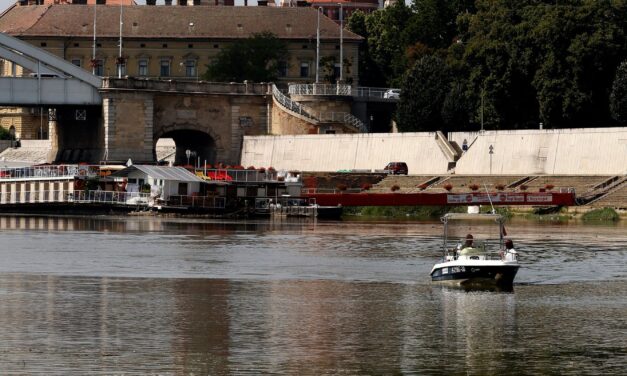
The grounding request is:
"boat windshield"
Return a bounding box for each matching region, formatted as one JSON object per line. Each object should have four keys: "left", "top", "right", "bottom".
{"left": 441, "top": 213, "right": 505, "bottom": 255}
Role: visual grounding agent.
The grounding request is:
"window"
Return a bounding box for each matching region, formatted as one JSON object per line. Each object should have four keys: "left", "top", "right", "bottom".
{"left": 140, "top": 43, "right": 146, "bottom": 48}
{"left": 118, "top": 61, "right": 127, "bottom": 76}
{"left": 40, "top": 42, "right": 47, "bottom": 47}
{"left": 334, "top": 63, "right": 341, "bottom": 80}
{"left": 213, "top": 44, "right": 219, "bottom": 49}
{"left": 73, "top": 43, "right": 79, "bottom": 47}
{"left": 138, "top": 59, "right": 148, "bottom": 76}
{"left": 277, "top": 61, "right": 287, "bottom": 77}
{"left": 71, "top": 59, "right": 82, "bottom": 67}
{"left": 160, "top": 59, "right": 171, "bottom": 77}
{"left": 96, "top": 0, "right": 106, "bottom": 4}
{"left": 300, "top": 62, "right": 309, "bottom": 78}
{"left": 93, "top": 59, "right": 104, "bottom": 76}
{"left": 162, "top": 44, "right": 168, "bottom": 48}
{"left": 184, "top": 60, "right": 197, "bottom": 78}
{"left": 188, "top": 44, "right": 194, "bottom": 49}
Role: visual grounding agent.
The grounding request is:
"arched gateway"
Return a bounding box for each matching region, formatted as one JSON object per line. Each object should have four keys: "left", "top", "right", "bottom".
{"left": 99, "top": 78, "right": 270, "bottom": 165}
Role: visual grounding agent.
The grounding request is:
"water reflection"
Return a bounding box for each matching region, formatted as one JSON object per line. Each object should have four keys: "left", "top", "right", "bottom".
{"left": 0, "top": 275, "right": 624, "bottom": 374}
{"left": 0, "top": 215, "right": 625, "bottom": 374}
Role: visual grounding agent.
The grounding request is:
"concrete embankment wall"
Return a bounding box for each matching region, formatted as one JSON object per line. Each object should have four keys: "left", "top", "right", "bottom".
{"left": 451, "top": 127, "right": 627, "bottom": 175}
{"left": 242, "top": 127, "right": 627, "bottom": 175}
{"left": 241, "top": 133, "right": 451, "bottom": 174}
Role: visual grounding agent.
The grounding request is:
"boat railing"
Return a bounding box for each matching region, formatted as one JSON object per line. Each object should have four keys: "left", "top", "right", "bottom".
{"left": 0, "top": 189, "right": 150, "bottom": 205}
{"left": 71, "top": 190, "right": 151, "bottom": 205}
{"left": 0, "top": 164, "right": 94, "bottom": 180}
{"left": 166, "top": 195, "right": 226, "bottom": 209}
{"left": 195, "top": 168, "right": 279, "bottom": 183}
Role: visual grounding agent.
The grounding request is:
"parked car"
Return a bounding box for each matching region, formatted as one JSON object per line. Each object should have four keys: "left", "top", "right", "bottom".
{"left": 384, "top": 89, "right": 401, "bottom": 99}
{"left": 384, "top": 162, "right": 408, "bottom": 175}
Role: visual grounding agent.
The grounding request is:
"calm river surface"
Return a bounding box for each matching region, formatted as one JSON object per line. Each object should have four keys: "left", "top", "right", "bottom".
{"left": 0, "top": 215, "right": 625, "bottom": 375}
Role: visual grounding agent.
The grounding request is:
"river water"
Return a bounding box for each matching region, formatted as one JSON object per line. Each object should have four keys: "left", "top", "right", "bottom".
{"left": 0, "top": 215, "right": 625, "bottom": 375}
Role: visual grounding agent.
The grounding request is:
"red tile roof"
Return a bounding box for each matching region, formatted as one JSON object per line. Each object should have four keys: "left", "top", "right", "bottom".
{"left": 0, "top": 5, "right": 363, "bottom": 41}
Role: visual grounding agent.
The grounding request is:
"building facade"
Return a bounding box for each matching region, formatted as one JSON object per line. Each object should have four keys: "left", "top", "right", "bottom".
{"left": 0, "top": 5, "right": 362, "bottom": 140}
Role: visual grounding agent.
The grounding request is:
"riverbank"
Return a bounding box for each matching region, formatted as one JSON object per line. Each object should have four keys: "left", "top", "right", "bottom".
{"left": 343, "top": 205, "right": 626, "bottom": 223}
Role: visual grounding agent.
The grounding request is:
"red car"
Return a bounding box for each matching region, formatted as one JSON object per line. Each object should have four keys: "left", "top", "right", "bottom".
{"left": 384, "top": 162, "right": 408, "bottom": 175}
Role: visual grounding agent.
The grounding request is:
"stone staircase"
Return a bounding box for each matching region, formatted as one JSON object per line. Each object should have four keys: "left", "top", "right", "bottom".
{"left": 0, "top": 140, "right": 51, "bottom": 164}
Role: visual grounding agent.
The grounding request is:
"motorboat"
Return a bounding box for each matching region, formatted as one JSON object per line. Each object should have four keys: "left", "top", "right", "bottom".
{"left": 430, "top": 213, "right": 520, "bottom": 288}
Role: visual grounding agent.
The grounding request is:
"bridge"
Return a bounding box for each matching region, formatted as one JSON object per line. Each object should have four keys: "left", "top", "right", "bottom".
{"left": 0, "top": 33, "right": 101, "bottom": 106}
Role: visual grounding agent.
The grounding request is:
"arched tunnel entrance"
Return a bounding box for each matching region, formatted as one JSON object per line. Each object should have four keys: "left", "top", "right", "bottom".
{"left": 156, "top": 129, "right": 217, "bottom": 167}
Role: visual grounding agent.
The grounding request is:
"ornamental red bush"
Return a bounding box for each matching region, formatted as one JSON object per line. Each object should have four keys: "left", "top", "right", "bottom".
{"left": 361, "top": 183, "right": 372, "bottom": 191}
{"left": 390, "top": 185, "right": 400, "bottom": 192}
{"left": 443, "top": 184, "right": 453, "bottom": 191}
{"left": 469, "top": 184, "right": 479, "bottom": 191}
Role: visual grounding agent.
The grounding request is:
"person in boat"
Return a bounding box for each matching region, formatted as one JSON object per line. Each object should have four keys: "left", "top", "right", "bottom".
{"left": 500, "top": 239, "right": 518, "bottom": 261}
{"left": 458, "top": 234, "right": 482, "bottom": 256}
{"left": 463, "top": 234, "right": 474, "bottom": 249}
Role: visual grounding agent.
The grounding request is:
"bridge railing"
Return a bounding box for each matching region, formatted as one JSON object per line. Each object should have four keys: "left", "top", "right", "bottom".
{"left": 288, "top": 84, "right": 352, "bottom": 96}
{"left": 315, "top": 112, "right": 368, "bottom": 133}
{"left": 272, "top": 85, "right": 317, "bottom": 121}
{"left": 273, "top": 85, "right": 367, "bottom": 132}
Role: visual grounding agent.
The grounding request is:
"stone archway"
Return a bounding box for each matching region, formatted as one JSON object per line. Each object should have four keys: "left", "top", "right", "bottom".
{"left": 156, "top": 129, "right": 218, "bottom": 167}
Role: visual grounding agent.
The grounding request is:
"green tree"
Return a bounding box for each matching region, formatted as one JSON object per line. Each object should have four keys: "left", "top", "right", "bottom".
{"left": 397, "top": 55, "right": 452, "bottom": 132}
{"left": 363, "top": 1, "right": 413, "bottom": 86}
{"left": 203, "top": 32, "right": 287, "bottom": 82}
{"left": 610, "top": 61, "right": 627, "bottom": 124}
{"left": 0, "top": 127, "right": 13, "bottom": 140}
{"left": 347, "top": 10, "right": 386, "bottom": 87}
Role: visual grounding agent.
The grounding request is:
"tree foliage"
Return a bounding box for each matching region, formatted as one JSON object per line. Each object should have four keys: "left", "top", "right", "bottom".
{"left": 610, "top": 61, "right": 627, "bottom": 123}
{"left": 348, "top": 0, "right": 627, "bottom": 130}
{"left": 397, "top": 56, "right": 451, "bottom": 132}
{"left": 203, "top": 32, "right": 287, "bottom": 82}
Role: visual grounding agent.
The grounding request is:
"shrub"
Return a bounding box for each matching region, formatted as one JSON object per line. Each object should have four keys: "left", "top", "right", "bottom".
{"left": 443, "top": 184, "right": 453, "bottom": 191}
{"left": 246, "top": 165, "right": 256, "bottom": 170}
{"left": 390, "top": 185, "right": 400, "bottom": 192}
{"left": 268, "top": 166, "right": 276, "bottom": 172}
{"left": 519, "top": 184, "right": 528, "bottom": 191}
{"left": 545, "top": 184, "right": 554, "bottom": 191}
{"left": 361, "top": 183, "right": 372, "bottom": 191}
{"left": 469, "top": 184, "right": 479, "bottom": 191}
{"left": 581, "top": 208, "right": 620, "bottom": 222}
{"left": 336, "top": 183, "right": 348, "bottom": 191}
{"left": 495, "top": 184, "right": 505, "bottom": 191}
{"left": 258, "top": 167, "right": 266, "bottom": 173}
{"left": 233, "top": 165, "right": 244, "bottom": 170}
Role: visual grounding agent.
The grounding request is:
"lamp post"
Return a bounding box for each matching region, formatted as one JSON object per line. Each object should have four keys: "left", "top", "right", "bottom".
{"left": 489, "top": 144, "right": 494, "bottom": 175}
{"left": 117, "top": 4, "right": 123, "bottom": 79}
{"left": 315, "top": 6, "right": 322, "bottom": 84}
{"left": 185, "top": 149, "right": 191, "bottom": 166}
{"left": 339, "top": 3, "right": 343, "bottom": 83}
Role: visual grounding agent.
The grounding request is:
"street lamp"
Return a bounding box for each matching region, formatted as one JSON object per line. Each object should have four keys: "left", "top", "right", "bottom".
{"left": 315, "top": 6, "right": 322, "bottom": 84}
{"left": 489, "top": 144, "right": 494, "bottom": 175}
{"left": 339, "top": 3, "right": 343, "bottom": 83}
{"left": 185, "top": 149, "right": 191, "bottom": 166}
